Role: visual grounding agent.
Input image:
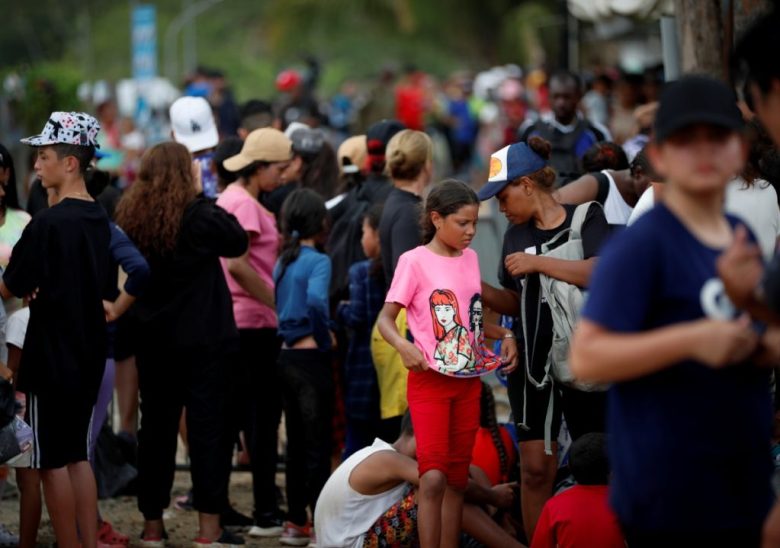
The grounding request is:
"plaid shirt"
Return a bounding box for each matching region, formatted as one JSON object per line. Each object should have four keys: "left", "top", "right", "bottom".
{"left": 336, "top": 260, "right": 384, "bottom": 421}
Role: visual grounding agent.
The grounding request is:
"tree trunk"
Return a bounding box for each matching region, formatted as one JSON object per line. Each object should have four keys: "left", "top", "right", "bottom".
{"left": 674, "top": 0, "right": 724, "bottom": 78}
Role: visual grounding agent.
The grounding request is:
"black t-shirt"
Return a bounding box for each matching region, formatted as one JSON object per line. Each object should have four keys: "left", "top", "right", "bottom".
{"left": 4, "top": 198, "right": 112, "bottom": 398}
{"left": 379, "top": 187, "right": 423, "bottom": 290}
{"left": 499, "top": 203, "right": 609, "bottom": 381}
{"left": 132, "top": 196, "right": 248, "bottom": 351}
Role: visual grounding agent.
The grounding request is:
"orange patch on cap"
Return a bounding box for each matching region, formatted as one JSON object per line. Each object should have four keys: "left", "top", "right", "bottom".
{"left": 489, "top": 156, "right": 502, "bottom": 179}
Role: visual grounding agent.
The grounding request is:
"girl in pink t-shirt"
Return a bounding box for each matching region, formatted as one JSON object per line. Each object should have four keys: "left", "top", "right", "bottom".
{"left": 378, "top": 179, "right": 518, "bottom": 548}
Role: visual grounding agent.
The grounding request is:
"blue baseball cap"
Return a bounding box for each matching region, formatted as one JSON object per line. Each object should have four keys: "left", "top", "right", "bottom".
{"left": 477, "top": 142, "right": 547, "bottom": 200}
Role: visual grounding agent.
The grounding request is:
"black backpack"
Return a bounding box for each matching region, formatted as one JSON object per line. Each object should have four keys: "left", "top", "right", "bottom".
{"left": 528, "top": 120, "right": 589, "bottom": 186}
{"left": 326, "top": 175, "right": 391, "bottom": 300}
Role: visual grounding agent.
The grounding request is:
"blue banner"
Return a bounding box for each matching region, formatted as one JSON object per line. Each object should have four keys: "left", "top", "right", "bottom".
{"left": 132, "top": 5, "right": 157, "bottom": 80}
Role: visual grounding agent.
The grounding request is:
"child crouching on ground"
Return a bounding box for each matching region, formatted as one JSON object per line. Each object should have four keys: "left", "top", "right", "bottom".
{"left": 531, "top": 433, "right": 624, "bottom": 548}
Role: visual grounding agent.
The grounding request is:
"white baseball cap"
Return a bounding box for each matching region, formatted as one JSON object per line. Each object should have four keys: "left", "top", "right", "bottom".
{"left": 169, "top": 96, "right": 219, "bottom": 153}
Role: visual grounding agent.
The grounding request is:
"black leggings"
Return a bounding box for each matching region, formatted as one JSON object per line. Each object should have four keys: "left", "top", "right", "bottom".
{"left": 230, "top": 328, "right": 282, "bottom": 517}
{"left": 136, "top": 343, "right": 235, "bottom": 519}
{"left": 278, "top": 349, "right": 334, "bottom": 526}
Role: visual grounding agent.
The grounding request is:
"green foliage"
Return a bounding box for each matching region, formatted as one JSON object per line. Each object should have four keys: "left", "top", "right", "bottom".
{"left": 10, "top": 62, "right": 84, "bottom": 133}
{"left": 1, "top": 0, "right": 558, "bottom": 102}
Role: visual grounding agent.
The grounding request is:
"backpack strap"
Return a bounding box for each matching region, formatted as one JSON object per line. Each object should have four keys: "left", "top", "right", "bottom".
{"left": 570, "top": 201, "right": 599, "bottom": 240}
{"left": 520, "top": 279, "right": 547, "bottom": 390}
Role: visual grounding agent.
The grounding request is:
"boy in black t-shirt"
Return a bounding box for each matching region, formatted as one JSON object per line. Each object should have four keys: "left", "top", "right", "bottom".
{"left": 1, "top": 112, "right": 111, "bottom": 548}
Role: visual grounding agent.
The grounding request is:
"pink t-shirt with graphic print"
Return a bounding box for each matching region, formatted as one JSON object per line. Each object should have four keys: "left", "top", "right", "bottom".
{"left": 217, "top": 184, "right": 278, "bottom": 329}
{"left": 385, "top": 246, "right": 501, "bottom": 377}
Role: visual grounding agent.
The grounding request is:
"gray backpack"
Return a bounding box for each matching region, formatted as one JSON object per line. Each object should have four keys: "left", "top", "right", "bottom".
{"left": 538, "top": 201, "right": 608, "bottom": 392}
{"left": 518, "top": 202, "right": 607, "bottom": 455}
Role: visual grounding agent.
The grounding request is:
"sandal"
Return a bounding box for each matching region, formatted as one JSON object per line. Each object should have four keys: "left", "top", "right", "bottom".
{"left": 98, "top": 520, "right": 129, "bottom": 546}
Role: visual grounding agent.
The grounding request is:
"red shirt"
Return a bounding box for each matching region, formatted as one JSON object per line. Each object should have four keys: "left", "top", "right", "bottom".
{"left": 531, "top": 485, "right": 625, "bottom": 548}
{"left": 470, "top": 426, "right": 516, "bottom": 485}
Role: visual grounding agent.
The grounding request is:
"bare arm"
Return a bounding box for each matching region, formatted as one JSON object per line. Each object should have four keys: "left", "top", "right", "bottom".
{"left": 7, "top": 345, "right": 21, "bottom": 382}
{"left": 0, "top": 281, "right": 13, "bottom": 301}
{"left": 505, "top": 254, "right": 597, "bottom": 288}
{"left": 570, "top": 318, "right": 759, "bottom": 384}
{"left": 377, "top": 302, "right": 428, "bottom": 372}
{"left": 484, "top": 322, "right": 518, "bottom": 373}
{"left": 534, "top": 256, "right": 597, "bottom": 287}
{"left": 227, "top": 250, "right": 275, "bottom": 309}
{"left": 103, "top": 291, "right": 136, "bottom": 323}
{"left": 481, "top": 282, "right": 519, "bottom": 316}
{"left": 349, "top": 451, "right": 421, "bottom": 495}
{"left": 552, "top": 174, "right": 598, "bottom": 205}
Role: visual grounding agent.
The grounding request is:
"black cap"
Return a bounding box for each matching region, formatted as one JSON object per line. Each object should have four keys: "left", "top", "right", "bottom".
{"left": 654, "top": 75, "right": 743, "bottom": 143}
{"left": 366, "top": 119, "right": 405, "bottom": 154}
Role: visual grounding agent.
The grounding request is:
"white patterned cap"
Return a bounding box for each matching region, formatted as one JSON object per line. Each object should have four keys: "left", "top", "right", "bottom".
{"left": 21, "top": 112, "right": 101, "bottom": 148}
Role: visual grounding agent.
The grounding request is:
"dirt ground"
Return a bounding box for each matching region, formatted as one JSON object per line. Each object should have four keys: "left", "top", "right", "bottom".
{"left": 0, "top": 383, "right": 511, "bottom": 547}
{"left": 0, "top": 470, "right": 283, "bottom": 547}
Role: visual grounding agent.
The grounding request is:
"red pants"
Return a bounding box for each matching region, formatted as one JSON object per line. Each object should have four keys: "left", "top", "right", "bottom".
{"left": 407, "top": 369, "right": 480, "bottom": 489}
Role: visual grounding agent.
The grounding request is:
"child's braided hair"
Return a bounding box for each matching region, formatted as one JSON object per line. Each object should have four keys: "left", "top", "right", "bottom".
{"left": 480, "top": 382, "right": 509, "bottom": 481}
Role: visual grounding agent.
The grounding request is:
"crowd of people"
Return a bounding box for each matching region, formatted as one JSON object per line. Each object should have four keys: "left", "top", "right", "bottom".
{"left": 2, "top": 6, "right": 780, "bottom": 548}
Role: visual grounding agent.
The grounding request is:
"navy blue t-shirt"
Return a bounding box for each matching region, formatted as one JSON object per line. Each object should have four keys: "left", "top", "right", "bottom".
{"left": 582, "top": 203, "right": 773, "bottom": 534}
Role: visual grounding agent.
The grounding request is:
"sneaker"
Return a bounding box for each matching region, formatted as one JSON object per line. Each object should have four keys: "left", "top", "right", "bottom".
{"left": 247, "top": 511, "right": 285, "bottom": 538}
{"left": 192, "top": 529, "right": 245, "bottom": 547}
{"left": 279, "top": 521, "right": 312, "bottom": 547}
{"left": 0, "top": 524, "right": 19, "bottom": 548}
{"left": 220, "top": 506, "right": 253, "bottom": 532}
{"left": 139, "top": 530, "right": 168, "bottom": 548}
{"left": 307, "top": 531, "right": 317, "bottom": 548}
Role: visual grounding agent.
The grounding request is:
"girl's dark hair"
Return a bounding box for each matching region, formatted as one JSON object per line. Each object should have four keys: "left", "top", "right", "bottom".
{"left": 301, "top": 142, "right": 340, "bottom": 200}
{"left": 469, "top": 293, "right": 481, "bottom": 332}
{"left": 480, "top": 383, "right": 509, "bottom": 481}
{"left": 213, "top": 137, "right": 244, "bottom": 186}
{"left": 238, "top": 160, "right": 271, "bottom": 181}
{"left": 421, "top": 179, "right": 479, "bottom": 243}
{"left": 0, "top": 143, "right": 20, "bottom": 211}
{"left": 581, "top": 142, "right": 630, "bottom": 173}
{"left": 514, "top": 136, "right": 557, "bottom": 191}
{"left": 277, "top": 188, "right": 328, "bottom": 283}
{"left": 364, "top": 202, "right": 383, "bottom": 231}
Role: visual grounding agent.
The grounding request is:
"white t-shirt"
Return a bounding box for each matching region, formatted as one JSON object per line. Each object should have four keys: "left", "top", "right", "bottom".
{"left": 314, "top": 438, "right": 410, "bottom": 548}
{"left": 627, "top": 180, "right": 780, "bottom": 261}
{"left": 627, "top": 186, "right": 655, "bottom": 226}
{"left": 601, "top": 170, "right": 634, "bottom": 225}
{"left": 725, "top": 178, "right": 780, "bottom": 260}
{"left": 6, "top": 307, "right": 29, "bottom": 350}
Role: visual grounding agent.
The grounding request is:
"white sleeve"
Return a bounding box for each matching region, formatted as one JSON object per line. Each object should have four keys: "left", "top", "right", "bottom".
{"left": 627, "top": 186, "right": 656, "bottom": 226}
{"left": 5, "top": 308, "right": 30, "bottom": 350}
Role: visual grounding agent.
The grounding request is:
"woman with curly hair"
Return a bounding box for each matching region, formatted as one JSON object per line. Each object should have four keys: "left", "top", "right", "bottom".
{"left": 115, "top": 141, "right": 248, "bottom": 547}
